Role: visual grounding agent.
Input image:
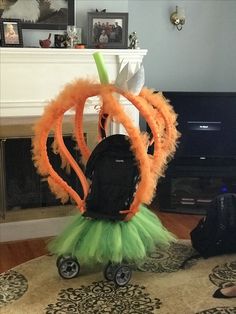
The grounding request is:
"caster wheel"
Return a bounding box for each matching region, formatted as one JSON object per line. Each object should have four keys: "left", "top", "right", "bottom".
{"left": 58, "top": 257, "right": 80, "bottom": 279}
{"left": 104, "top": 262, "right": 118, "bottom": 281}
{"left": 114, "top": 265, "right": 132, "bottom": 286}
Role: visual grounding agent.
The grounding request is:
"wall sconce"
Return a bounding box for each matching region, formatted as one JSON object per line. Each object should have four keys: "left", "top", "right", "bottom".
{"left": 170, "top": 6, "right": 185, "bottom": 31}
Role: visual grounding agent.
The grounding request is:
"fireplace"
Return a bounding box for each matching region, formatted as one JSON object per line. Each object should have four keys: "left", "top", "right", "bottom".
{"left": 0, "top": 116, "right": 97, "bottom": 223}
{"left": 0, "top": 47, "right": 147, "bottom": 241}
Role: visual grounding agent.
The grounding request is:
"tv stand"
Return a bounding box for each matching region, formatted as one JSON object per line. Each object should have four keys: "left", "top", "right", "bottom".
{"left": 156, "top": 157, "right": 236, "bottom": 215}
{"left": 150, "top": 91, "right": 236, "bottom": 215}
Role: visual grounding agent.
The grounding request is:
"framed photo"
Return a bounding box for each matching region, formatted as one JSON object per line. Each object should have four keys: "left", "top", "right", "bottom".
{"left": 0, "top": 0, "right": 75, "bottom": 30}
{"left": 0, "top": 18, "right": 23, "bottom": 47}
{"left": 87, "top": 12, "right": 128, "bottom": 49}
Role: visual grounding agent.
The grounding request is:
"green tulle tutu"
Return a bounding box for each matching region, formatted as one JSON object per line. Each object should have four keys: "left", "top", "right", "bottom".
{"left": 48, "top": 205, "right": 176, "bottom": 266}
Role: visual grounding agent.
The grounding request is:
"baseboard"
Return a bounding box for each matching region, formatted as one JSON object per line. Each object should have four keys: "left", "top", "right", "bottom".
{"left": 160, "top": 208, "right": 206, "bottom": 215}
{"left": 0, "top": 216, "right": 72, "bottom": 242}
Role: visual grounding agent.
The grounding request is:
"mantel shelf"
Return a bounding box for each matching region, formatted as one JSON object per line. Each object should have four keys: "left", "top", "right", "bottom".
{"left": 0, "top": 47, "right": 147, "bottom": 55}
{"left": 0, "top": 47, "right": 147, "bottom": 63}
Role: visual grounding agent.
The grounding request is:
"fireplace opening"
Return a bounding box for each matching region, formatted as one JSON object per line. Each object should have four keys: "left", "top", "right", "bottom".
{"left": 7, "top": 136, "right": 82, "bottom": 205}
{"left": 0, "top": 116, "right": 98, "bottom": 223}
{"left": 0, "top": 135, "right": 84, "bottom": 222}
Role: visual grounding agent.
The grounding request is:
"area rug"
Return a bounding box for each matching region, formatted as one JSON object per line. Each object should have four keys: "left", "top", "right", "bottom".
{"left": 1, "top": 241, "right": 236, "bottom": 314}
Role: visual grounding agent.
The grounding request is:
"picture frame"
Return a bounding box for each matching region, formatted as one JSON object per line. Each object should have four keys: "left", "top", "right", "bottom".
{"left": 0, "top": 0, "right": 75, "bottom": 30}
{"left": 0, "top": 18, "right": 23, "bottom": 47}
{"left": 87, "top": 12, "right": 128, "bottom": 49}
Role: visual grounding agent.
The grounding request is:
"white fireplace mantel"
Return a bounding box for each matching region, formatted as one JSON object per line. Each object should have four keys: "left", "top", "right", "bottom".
{"left": 0, "top": 47, "right": 147, "bottom": 118}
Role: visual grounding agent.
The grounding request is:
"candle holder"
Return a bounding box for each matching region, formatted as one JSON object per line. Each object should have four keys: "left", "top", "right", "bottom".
{"left": 67, "top": 25, "right": 78, "bottom": 48}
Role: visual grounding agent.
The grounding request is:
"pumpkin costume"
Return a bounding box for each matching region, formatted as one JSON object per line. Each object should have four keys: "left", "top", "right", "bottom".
{"left": 32, "top": 53, "right": 179, "bottom": 282}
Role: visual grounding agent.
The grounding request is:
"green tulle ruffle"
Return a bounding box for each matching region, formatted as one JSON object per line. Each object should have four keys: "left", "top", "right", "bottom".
{"left": 48, "top": 205, "right": 176, "bottom": 265}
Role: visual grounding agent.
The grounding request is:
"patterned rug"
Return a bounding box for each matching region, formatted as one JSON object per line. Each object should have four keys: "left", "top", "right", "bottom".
{"left": 1, "top": 240, "right": 236, "bottom": 314}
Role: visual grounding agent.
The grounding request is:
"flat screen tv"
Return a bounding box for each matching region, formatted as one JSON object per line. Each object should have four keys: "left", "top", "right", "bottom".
{"left": 162, "top": 92, "right": 236, "bottom": 159}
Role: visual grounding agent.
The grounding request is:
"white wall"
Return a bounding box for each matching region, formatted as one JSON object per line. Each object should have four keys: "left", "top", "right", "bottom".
{"left": 22, "top": 0, "right": 236, "bottom": 92}
{"left": 128, "top": 0, "right": 236, "bottom": 91}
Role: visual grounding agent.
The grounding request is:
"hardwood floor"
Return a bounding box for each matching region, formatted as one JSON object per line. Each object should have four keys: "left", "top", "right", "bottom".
{"left": 0, "top": 212, "right": 202, "bottom": 274}
{"left": 0, "top": 237, "right": 50, "bottom": 274}
{"left": 158, "top": 211, "right": 202, "bottom": 239}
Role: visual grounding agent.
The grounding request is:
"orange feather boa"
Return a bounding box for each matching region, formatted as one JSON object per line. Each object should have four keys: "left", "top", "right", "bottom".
{"left": 32, "top": 79, "right": 179, "bottom": 220}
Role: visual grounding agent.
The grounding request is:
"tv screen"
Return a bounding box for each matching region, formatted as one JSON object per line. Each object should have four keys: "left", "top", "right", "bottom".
{"left": 162, "top": 92, "right": 236, "bottom": 159}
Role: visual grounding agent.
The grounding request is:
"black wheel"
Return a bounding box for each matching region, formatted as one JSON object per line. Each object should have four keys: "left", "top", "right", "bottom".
{"left": 114, "top": 265, "right": 132, "bottom": 286}
{"left": 58, "top": 257, "right": 80, "bottom": 279}
{"left": 104, "top": 262, "right": 118, "bottom": 281}
{"left": 56, "top": 255, "right": 69, "bottom": 268}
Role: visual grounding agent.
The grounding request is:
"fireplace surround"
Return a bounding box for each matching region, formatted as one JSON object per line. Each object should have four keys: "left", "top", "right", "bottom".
{"left": 0, "top": 47, "right": 147, "bottom": 241}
